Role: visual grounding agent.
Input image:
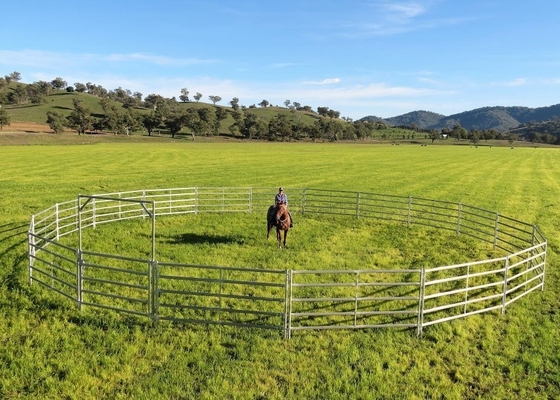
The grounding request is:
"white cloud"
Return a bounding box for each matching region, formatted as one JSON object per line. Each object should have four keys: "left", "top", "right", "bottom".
{"left": 490, "top": 78, "right": 528, "bottom": 87}
{"left": 303, "top": 78, "right": 342, "bottom": 85}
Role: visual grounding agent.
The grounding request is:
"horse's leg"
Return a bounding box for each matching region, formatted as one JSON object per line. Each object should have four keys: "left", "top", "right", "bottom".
{"left": 283, "top": 229, "right": 288, "bottom": 247}
{"left": 276, "top": 227, "right": 282, "bottom": 248}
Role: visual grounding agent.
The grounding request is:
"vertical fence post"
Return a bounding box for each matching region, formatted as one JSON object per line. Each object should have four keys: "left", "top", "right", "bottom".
{"left": 407, "top": 196, "right": 413, "bottom": 226}
{"left": 149, "top": 260, "right": 159, "bottom": 325}
{"left": 249, "top": 187, "right": 253, "bottom": 214}
{"left": 195, "top": 187, "right": 199, "bottom": 214}
{"left": 142, "top": 190, "right": 147, "bottom": 219}
{"left": 118, "top": 192, "right": 122, "bottom": 219}
{"left": 501, "top": 256, "right": 510, "bottom": 315}
{"left": 92, "top": 198, "right": 96, "bottom": 228}
{"left": 354, "top": 271, "right": 359, "bottom": 328}
{"left": 456, "top": 203, "right": 462, "bottom": 235}
{"left": 28, "top": 215, "right": 35, "bottom": 285}
{"left": 356, "top": 192, "right": 361, "bottom": 219}
{"left": 493, "top": 213, "right": 500, "bottom": 250}
{"left": 77, "top": 249, "right": 83, "bottom": 311}
{"left": 464, "top": 264, "right": 470, "bottom": 314}
{"left": 417, "top": 268, "right": 426, "bottom": 337}
{"left": 285, "top": 269, "right": 293, "bottom": 340}
{"left": 542, "top": 240, "right": 547, "bottom": 291}
{"left": 55, "top": 203, "right": 60, "bottom": 240}
{"left": 78, "top": 196, "right": 83, "bottom": 255}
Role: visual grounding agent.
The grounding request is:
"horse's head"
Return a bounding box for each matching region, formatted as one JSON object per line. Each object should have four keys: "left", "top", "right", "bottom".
{"left": 275, "top": 203, "right": 289, "bottom": 228}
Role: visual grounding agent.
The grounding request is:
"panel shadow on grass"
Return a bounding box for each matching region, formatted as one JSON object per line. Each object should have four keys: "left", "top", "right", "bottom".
{"left": 162, "top": 232, "right": 245, "bottom": 245}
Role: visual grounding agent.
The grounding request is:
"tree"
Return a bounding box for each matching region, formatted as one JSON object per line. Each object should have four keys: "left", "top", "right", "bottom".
{"left": 208, "top": 95, "right": 222, "bottom": 105}
{"left": 67, "top": 99, "right": 93, "bottom": 135}
{"left": 239, "top": 112, "right": 268, "bottom": 140}
{"left": 284, "top": 99, "right": 291, "bottom": 108}
{"left": 268, "top": 113, "right": 292, "bottom": 142}
{"left": 165, "top": 110, "right": 185, "bottom": 138}
{"left": 326, "top": 109, "right": 340, "bottom": 119}
{"left": 26, "top": 83, "right": 48, "bottom": 104}
{"left": 0, "top": 107, "right": 10, "bottom": 130}
{"left": 429, "top": 130, "right": 439, "bottom": 143}
{"left": 229, "top": 97, "right": 240, "bottom": 111}
{"left": 184, "top": 108, "right": 204, "bottom": 139}
{"left": 142, "top": 112, "right": 162, "bottom": 136}
{"left": 198, "top": 108, "right": 216, "bottom": 136}
{"left": 51, "top": 77, "right": 67, "bottom": 90}
{"left": 5, "top": 71, "right": 21, "bottom": 83}
{"left": 74, "top": 82, "right": 87, "bottom": 93}
{"left": 179, "top": 88, "right": 190, "bottom": 103}
{"left": 213, "top": 107, "right": 228, "bottom": 135}
{"left": 8, "top": 85, "right": 28, "bottom": 104}
{"left": 259, "top": 99, "right": 269, "bottom": 108}
{"left": 468, "top": 129, "right": 480, "bottom": 146}
{"left": 46, "top": 111, "right": 66, "bottom": 134}
{"left": 507, "top": 133, "right": 518, "bottom": 148}
{"left": 317, "top": 106, "right": 330, "bottom": 117}
{"left": 194, "top": 92, "right": 203, "bottom": 102}
{"left": 144, "top": 94, "right": 167, "bottom": 111}
{"left": 451, "top": 124, "right": 467, "bottom": 140}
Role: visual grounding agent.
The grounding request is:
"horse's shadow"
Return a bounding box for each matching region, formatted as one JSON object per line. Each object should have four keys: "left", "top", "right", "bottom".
{"left": 162, "top": 233, "right": 245, "bottom": 245}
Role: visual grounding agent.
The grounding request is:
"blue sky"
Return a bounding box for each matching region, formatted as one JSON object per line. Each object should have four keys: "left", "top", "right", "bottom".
{"left": 2, "top": 0, "right": 559, "bottom": 119}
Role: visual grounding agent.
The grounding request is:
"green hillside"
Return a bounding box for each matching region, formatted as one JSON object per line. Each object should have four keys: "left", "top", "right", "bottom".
{"left": 0, "top": 81, "right": 417, "bottom": 142}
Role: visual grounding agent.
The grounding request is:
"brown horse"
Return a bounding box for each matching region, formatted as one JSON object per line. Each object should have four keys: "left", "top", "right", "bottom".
{"left": 267, "top": 203, "right": 291, "bottom": 248}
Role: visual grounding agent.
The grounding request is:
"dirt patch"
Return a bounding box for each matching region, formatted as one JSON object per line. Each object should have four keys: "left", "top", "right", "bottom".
{"left": 2, "top": 122, "right": 53, "bottom": 133}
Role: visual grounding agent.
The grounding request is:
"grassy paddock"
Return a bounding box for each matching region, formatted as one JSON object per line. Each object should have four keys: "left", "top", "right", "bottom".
{"left": 1, "top": 140, "right": 560, "bottom": 398}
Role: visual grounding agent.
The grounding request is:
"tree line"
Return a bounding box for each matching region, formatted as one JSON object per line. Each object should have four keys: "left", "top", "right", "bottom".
{"left": 1, "top": 71, "right": 399, "bottom": 141}
{"left": 0, "top": 70, "right": 529, "bottom": 144}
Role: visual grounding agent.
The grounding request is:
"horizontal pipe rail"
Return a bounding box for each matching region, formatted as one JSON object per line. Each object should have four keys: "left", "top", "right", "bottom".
{"left": 27, "top": 186, "right": 547, "bottom": 337}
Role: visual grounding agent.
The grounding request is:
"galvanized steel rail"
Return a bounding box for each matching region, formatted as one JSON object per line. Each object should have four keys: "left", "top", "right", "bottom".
{"left": 28, "top": 187, "right": 547, "bottom": 338}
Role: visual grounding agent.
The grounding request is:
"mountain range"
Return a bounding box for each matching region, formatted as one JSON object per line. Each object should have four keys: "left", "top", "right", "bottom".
{"left": 359, "top": 104, "right": 560, "bottom": 132}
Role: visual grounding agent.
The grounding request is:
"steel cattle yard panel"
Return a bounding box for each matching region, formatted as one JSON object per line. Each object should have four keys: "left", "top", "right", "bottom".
{"left": 28, "top": 187, "right": 547, "bottom": 338}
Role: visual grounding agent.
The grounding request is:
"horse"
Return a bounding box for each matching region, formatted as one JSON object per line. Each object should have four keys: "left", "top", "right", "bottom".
{"left": 267, "top": 203, "right": 291, "bottom": 248}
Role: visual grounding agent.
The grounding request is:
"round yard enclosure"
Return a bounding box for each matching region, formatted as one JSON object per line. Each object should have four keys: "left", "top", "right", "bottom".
{"left": 28, "top": 187, "right": 547, "bottom": 339}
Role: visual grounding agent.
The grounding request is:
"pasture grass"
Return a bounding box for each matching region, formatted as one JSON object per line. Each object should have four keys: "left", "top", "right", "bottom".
{"left": 1, "top": 139, "right": 560, "bottom": 398}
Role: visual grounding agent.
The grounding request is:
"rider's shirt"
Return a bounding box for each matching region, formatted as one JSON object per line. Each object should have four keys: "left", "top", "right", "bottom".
{"left": 275, "top": 193, "right": 288, "bottom": 206}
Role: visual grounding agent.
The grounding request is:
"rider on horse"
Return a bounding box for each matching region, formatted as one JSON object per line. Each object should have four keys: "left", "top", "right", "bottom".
{"left": 275, "top": 187, "right": 293, "bottom": 227}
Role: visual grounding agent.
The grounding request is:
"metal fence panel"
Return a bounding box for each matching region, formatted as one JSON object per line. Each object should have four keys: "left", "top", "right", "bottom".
{"left": 27, "top": 187, "right": 547, "bottom": 337}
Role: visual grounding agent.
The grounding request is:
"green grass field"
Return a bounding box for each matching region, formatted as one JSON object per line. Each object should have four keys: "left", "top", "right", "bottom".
{"left": 1, "top": 138, "right": 560, "bottom": 398}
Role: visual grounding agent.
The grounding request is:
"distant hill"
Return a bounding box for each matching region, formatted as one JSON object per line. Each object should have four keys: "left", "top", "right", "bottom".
{"left": 359, "top": 104, "right": 560, "bottom": 132}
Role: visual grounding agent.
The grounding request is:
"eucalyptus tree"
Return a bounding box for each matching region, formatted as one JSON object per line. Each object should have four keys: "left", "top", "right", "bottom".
{"left": 46, "top": 111, "right": 66, "bottom": 134}
{"left": 67, "top": 99, "right": 93, "bottom": 135}
{"left": 0, "top": 107, "right": 10, "bottom": 130}
{"left": 165, "top": 109, "right": 186, "bottom": 138}
{"left": 229, "top": 97, "right": 240, "bottom": 111}
{"left": 258, "top": 99, "right": 269, "bottom": 108}
{"left": 179, "top": 88, "right": 190, "bottom": 102}
{"left": 268, "top": 113, "right": 292, "bottom": 141}
{"left": 194, "top": 92, "right": 203, "bottom": 102}
{"left": 142, "top": 112, "right": 162, "bottom": 136}
{"left": 213, "top": 106, "right": 228, "bottom": 135}
{"left": 239, "top": 112, "right": 268, "bottom": 140}
{"left": 197, "top": 107, "right": 216, "bottom": 136}
{"left": 5, "top": 71, "right": 21, "bottom": 83}
{"left": 51, "top": 77, "right": 67, "bottom": 90}
{"left": 74, "top": 82, "right": 87, "bottom": 93}
{"left": 208, "top": 95, "right": 222, "bottom": 105}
